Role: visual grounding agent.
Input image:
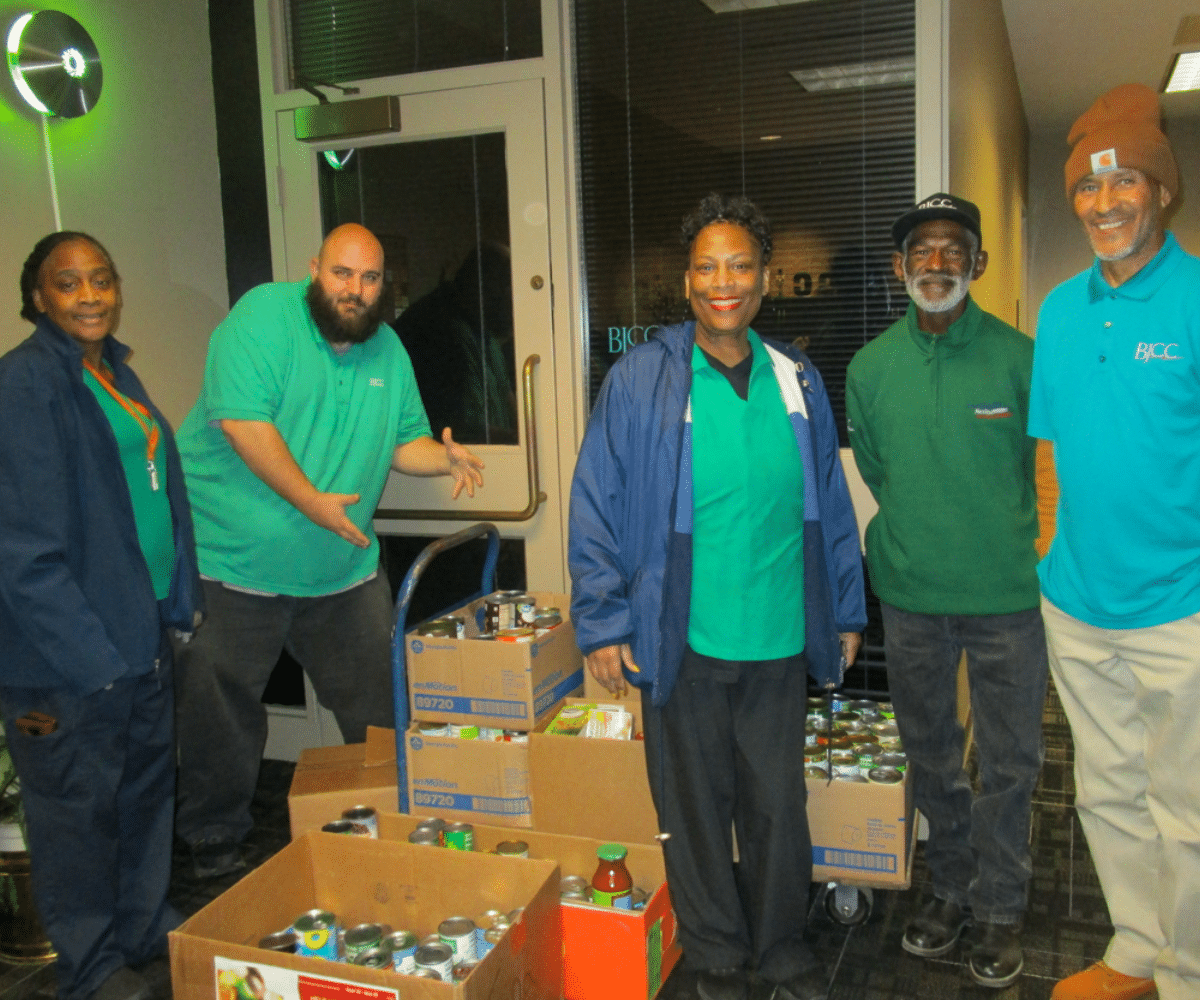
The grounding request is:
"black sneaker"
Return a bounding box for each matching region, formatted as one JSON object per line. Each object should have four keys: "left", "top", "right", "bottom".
{"left": 966, "top": 921, "right": 1024, "bottom": 988}
{"left": 191, "top": 838, "right": 245, "bottom": 879}
{"left": 901, "top": 896, "right": 970, "bottom": 958}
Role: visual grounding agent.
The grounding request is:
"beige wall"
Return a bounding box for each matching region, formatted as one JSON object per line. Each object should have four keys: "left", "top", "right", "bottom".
{"left": 0, "top": 0, "right": 227, "bottom": 426}
{"left": 1026, "top": 120, "right": 1200, "bottom": 334}
{"left": 947, "top": 0, "right": 1029, "bottom": 331}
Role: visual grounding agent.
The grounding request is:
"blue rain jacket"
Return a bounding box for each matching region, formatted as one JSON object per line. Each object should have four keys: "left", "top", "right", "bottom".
{"left": 569, "top": 321, "right": 867, "bottom": 707}
{"left": 0, "top": 317, "right": 203, "bottom": 695}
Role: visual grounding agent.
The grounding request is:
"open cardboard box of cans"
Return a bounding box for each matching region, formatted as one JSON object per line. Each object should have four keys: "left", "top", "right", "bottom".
{"left": 377, "top": 813, "right": 682, "bottom": 1000}
{"left": 169, "top": 831, "right": 562, "bottom": 1000}
{"left": 404, "top": 590, "right": 584, "bottom": 730}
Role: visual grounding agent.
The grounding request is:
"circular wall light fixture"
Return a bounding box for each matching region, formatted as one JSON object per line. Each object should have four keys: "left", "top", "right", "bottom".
{"left": 6, "top": 10, "right": 102, "bottom": 117}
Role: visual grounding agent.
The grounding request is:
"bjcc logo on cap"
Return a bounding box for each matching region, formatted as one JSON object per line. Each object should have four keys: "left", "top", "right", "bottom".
{"left": 1091, "top": 148, "right": 1118, "bottom": 173}
{"left": 917, "top": 196, "right": 955, "bottom": 210}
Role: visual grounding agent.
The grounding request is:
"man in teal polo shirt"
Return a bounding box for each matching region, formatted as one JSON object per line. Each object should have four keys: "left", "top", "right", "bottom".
{"left": 174, "top": 224, "right": 483, "bottom": 878}
{"left": 1031, "top": 84, "right": 1200, "bottom": 1000}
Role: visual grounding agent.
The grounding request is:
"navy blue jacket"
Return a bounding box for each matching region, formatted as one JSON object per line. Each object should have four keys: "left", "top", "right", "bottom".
{"left": 569, "top": 322, "right": 867, "bottom": 707}
{"left": 0, "top": 317, "right": 202, "bottom": 694}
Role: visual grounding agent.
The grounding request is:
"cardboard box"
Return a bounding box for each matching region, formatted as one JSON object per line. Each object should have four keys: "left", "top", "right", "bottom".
{"left": 406, "top": 591, "right": 584, "bottom": 731}
{"left": 378, "top": 815, "right": 682, "bottom": 1000}
{"left": 406, "top": 724, "right": 532, "bottom": 829}
{"left": 529, "top": 698, "right": 661, "bottom": 845}
{"left": 288, "top": 727, "right": 400, "bottom": 839}
{"left": 806, "top": 771, "right": 915, "bottom": 888}
{"left": 170, "top": 832, "right": 562, "bottom": 1000}
{"left": 289, "top": 729, "right": 403, "bottom": 840}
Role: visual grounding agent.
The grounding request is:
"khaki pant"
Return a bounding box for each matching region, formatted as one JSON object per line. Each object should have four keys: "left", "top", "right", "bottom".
{"left": 1042, "top": 598, "right": 1200, "bottom": 1000}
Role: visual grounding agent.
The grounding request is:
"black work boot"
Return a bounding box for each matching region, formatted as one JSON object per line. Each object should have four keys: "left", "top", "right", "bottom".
{"left": 901, "top": 896, "right": 971, "bottom": 958}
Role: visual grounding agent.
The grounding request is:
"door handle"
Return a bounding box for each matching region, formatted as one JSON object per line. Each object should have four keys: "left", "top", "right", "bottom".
{"left": 376, "top": 354, "right": 548, "bottom": 522}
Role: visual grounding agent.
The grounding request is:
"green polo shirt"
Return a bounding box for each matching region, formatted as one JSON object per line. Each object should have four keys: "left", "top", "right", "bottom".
{"left": 84, "top": 367, "right": 176, "bottom": 600}
{"left": 688, "top": 331, "right": 805, "bottom": 660}
{"left": 177, "top": 280, "right": 431, "bottom": 596}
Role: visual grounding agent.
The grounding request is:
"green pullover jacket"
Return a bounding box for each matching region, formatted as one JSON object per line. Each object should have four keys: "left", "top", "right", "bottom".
{"left": 846, "top": 297, "right": 1040, "bottom": 615}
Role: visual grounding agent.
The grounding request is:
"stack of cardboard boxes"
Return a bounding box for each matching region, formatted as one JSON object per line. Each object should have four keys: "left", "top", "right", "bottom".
{"left": 403, "top": 590, "right": 584, "bottom": 827}
{"left": 173, "top": 590, "right": 917, "bottom": 1000}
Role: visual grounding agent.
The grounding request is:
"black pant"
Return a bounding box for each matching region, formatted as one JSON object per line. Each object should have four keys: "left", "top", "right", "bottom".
{"left": 641, "top": 646, "right": 814, "bottom": 982}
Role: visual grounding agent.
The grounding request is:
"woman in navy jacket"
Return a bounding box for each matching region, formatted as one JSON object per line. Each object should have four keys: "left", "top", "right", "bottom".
{"left": 0, "top": 233, "right": 202, "bottom": 1000}
{"left": 569, "top": 195, "right": 866, "bottom": 1000}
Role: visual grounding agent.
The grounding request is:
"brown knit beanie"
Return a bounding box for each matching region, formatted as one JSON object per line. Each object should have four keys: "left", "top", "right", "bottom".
{"left": 1064, "top": 83, "right": 1178, "bottom": 199}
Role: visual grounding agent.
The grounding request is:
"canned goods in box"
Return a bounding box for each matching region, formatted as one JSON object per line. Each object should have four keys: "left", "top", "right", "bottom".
{"left": 320, "top": 819, "right": 355, "bottom": 835}
{"left": 503, "top": 730, "right": 529, "bottom": 744}
{"left": 417, "top": 722, "right": 449, "bottom": 737}
{"left": 495, "top": 840, "right": 529, "bottom": 858}
{"left": 258, "top": 929, "right": 298, "bottom": 953}
{"left": 515, "top": 595, "right": 538, "bottom": 625}
{"left": 443, "top": 822, "right": 474, "bottom": 850}
{"left": 868, "top": 766, "right": 903, "bottom": 784}
{"left": 386, "top": 930, "right": 418, "bottom": 973}
{"left": 343, "top": 923, "right": 383, "bottom": 962}
{"left": 830, "top": 751, "right": 860, "bottom": 779}
{"left": 496, "top": 627, "right": 535, "bottom": 643}
{"left": 352, "top": 948, "right": 392, "bottom": 969}
{"left": 453, "top": 962, "right": 480, "bottom": 983}
{"left": 560, "top": 874, "right": 589, "bottom": 898}
{"left": 480, "top": 926, "right": 505, "bottom": 956}
{"left": 804, "top": 765, "right": 828, "bottom": 779}
{"left": 413, "top": 941, "right": 455, "bottom": 980}
{"left": 409, "top": 968, "right": 441, "bottom": 980}
{"left": 416, "top": 619, "right": 457, "bottom": 638}
{"left": 855, "top": 743, "right": 884, "bottom": 769}
{"left": 438, "top": 917, "right": 478, "bottom": 964}
{"left": 877, "top": 752, "right": 907, "bottom": 771}
{"left": 408, "top": 827, "right": 440, "bottom": 846}
{"left": 292, "top": 910, "right": 339, "bottom": 960}
{"left": 341, "top": 805, "right": 378, "bottom": 838}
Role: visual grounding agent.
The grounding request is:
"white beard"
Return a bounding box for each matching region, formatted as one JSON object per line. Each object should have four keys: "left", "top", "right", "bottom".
{"left": 906, "top": 272, "right": 971, "bottom": 314}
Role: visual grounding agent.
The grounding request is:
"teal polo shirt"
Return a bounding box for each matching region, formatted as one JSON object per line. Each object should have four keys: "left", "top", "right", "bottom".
{"left": 84, "top": 367, "right": 176, "bottom": 600}
{"left": 1029, "top": 233, "right": 1200, "bottom": 628}
{"left": 688, "top": 331, "right": 805, "bottom": 659}
{"left": 178, "top": 280, "right": 431, "bottom": 596}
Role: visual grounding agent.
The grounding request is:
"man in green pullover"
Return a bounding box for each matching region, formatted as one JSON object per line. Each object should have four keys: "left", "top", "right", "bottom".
{"left": 846, "top": 194, "right": 1048, "bottom": 990}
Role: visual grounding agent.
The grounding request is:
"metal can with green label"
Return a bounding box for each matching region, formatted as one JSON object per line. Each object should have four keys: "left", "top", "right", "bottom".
{"left": 443, "top": 822, "right": 474, "bottom": 851}
{"left": 343, "top": 923, "right": 383, "bottom": 962}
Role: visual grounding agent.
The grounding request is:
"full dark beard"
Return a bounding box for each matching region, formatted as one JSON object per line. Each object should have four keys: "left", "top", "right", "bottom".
{"left": 305, "top": 279, "right": 393, "bottom": 346}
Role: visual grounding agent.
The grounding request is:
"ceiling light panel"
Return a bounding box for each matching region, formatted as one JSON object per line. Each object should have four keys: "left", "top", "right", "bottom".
{"left": 790, "top": 57, "right": 914, "bottom": 92}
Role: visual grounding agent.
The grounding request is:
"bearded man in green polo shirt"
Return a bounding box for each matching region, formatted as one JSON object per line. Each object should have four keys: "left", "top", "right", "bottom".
{"left": 847, "top": 194, "right": 1049, "bottom": 989}
{"left": 174, "top": 224, "right": 483, "bottom": 879}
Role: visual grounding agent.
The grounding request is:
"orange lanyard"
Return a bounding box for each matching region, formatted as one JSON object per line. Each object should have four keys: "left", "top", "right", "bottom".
{"left": 83, "top": 359, "right": 162, "bottom": 492}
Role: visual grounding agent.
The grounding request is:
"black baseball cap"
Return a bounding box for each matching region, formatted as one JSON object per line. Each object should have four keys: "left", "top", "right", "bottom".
{"left": 891, "top": 193, "right": 982, "bottom": 250}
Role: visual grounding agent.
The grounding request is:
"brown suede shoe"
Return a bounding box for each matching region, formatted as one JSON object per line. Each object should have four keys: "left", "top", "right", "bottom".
{"left": 1051, "top": 962, "right": 1156, "bottom": 1000}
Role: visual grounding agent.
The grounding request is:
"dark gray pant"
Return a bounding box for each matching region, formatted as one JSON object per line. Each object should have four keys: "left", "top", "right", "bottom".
{"left": 880, "top": 603, "right": 1048, "bottom": 923}
{"left": 641, "top": 646, "right": 815, "bottom": 983}
{"left": 174, "top": 573, "right": 395, "bottom": 847}
{"left": 0, "top": 658, "right": 178, "bottom": 1000}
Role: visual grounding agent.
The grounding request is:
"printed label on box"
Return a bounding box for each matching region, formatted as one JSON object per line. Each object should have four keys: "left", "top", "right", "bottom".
{"left": 413, "top": 693, "right": 531, "bottom": 719}
{"left": 215, "top": 958, "right": 397, "bottom": 1000}
{"left": 811, "top": 847, "right": 898, "bottom": 873}
{"left": 411, "top": 789, "right": 531, "bottom": 815}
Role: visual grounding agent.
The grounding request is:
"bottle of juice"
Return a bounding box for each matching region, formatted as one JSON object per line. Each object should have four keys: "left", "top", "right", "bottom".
{"left": 591, "top": 843, "right": 634, "bottom": 908}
